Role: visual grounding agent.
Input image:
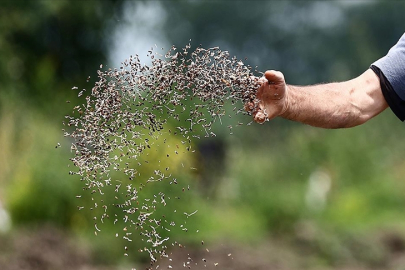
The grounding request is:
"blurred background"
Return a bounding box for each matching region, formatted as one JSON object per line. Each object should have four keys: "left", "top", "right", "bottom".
{"left": 1, "top": 0, "right": 405, "bottom": 269}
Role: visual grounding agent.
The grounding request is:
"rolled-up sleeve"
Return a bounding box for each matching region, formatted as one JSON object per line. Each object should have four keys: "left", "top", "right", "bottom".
{"left": 371, "top": 33, "right": 405, "bottom": 121}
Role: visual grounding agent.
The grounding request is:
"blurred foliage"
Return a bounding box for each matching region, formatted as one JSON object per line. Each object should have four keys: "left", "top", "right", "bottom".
{"left": 0, "top": 0, "right": 117, "bottom": 214}
{"left": 1, "top": 0, "right": 405, "bottom": 268}
{"left": 0, "top": 0, "right": 120, "bottom": 114}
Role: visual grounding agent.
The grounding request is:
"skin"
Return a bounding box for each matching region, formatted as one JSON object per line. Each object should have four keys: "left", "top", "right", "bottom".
{"left": 247, "top": 69, "right": 389, "bottom": 128}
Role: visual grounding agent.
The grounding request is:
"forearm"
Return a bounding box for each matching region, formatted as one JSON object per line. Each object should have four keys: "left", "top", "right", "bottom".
{"left": 280, "top": 69, "right": 388, "bottom": 128}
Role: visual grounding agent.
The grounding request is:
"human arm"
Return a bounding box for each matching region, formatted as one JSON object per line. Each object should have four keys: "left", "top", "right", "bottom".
{"left": 249, "top": 33, "right": 405, "bottom": 128}
{"left": 249, "top": 69, "right": 388, "bottom": 128}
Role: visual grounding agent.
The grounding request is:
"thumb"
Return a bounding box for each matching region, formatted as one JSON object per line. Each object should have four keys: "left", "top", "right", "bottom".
{"left": 264, "top": 70, "right": 285, "bottom": 84}
{"left": 262, "top": 70, "right": 286, "bottom": 100}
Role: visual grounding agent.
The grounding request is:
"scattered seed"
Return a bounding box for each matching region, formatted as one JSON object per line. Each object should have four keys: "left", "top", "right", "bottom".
{"left": 65, "top": 43, "right": 260, "bottom": 268}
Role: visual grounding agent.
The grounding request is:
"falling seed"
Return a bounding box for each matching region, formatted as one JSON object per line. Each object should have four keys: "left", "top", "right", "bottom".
{"left": 65, "top": 43, "right": 261, "bottom": 267}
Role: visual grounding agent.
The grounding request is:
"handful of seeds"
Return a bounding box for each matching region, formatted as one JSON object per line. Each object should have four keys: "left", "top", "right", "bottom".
{"left": 64, "top": 43, "right": 260, "bottom": 267}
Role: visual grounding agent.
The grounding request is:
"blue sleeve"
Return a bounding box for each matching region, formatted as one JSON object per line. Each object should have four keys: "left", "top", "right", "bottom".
{"left": 372, "top": 33, "right": 405, "bottom": 121}
{"left": 373, "top": 33, "right": 405, "bottom": 100}
{"left": 371, "top": 65, "right": 405, "bottom": 121}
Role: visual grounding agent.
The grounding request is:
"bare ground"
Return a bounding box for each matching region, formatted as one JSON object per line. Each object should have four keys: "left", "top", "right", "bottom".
{"left": 1, "top": 226, "right": 405, "bottom": 270}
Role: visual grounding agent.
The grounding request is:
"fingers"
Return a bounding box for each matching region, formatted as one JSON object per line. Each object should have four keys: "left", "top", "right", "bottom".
{"left": 244, "top": 101, "right": 267, "bottom": 124}
{"left": 253, "top": 110, "right": 267, "bottom": 124}
{"left": 244, "top": 74, "right": 271, "bottom": 123}
{"left": 244, "top": 76, "right": 263, "bottom": 113}
{"left": 245, "top": 70, "right": 286, "bottom": 124}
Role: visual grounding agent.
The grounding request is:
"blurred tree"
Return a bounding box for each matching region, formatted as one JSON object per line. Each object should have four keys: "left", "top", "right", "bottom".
{"left": 0, "top": 0, "right": 121, "bottom": 115}
{"left": 0, "top": 0, "right": 125, "bottom": 226}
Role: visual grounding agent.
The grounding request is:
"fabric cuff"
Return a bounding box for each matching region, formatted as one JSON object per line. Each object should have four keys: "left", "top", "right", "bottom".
{"left": 370, "top": 65, "right": 405, "bottom": 121}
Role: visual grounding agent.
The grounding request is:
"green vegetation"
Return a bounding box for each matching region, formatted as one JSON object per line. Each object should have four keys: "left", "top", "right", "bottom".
{"left": 1, "top": 1, "right": 405, "bottom": 269}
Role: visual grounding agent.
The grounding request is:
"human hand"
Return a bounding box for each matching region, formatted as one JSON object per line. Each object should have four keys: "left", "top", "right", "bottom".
{"left": 246, "top": 70, "right": 288, "bottom": 124}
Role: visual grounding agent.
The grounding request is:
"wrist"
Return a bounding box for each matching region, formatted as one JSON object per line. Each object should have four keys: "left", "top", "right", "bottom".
{"left": 279, "top": 85, "right": 292, "bottom": 119}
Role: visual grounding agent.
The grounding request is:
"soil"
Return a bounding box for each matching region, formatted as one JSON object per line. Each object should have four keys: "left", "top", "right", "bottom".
{"left": 1, "top": 226, "right": 404, "bottom": 270}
